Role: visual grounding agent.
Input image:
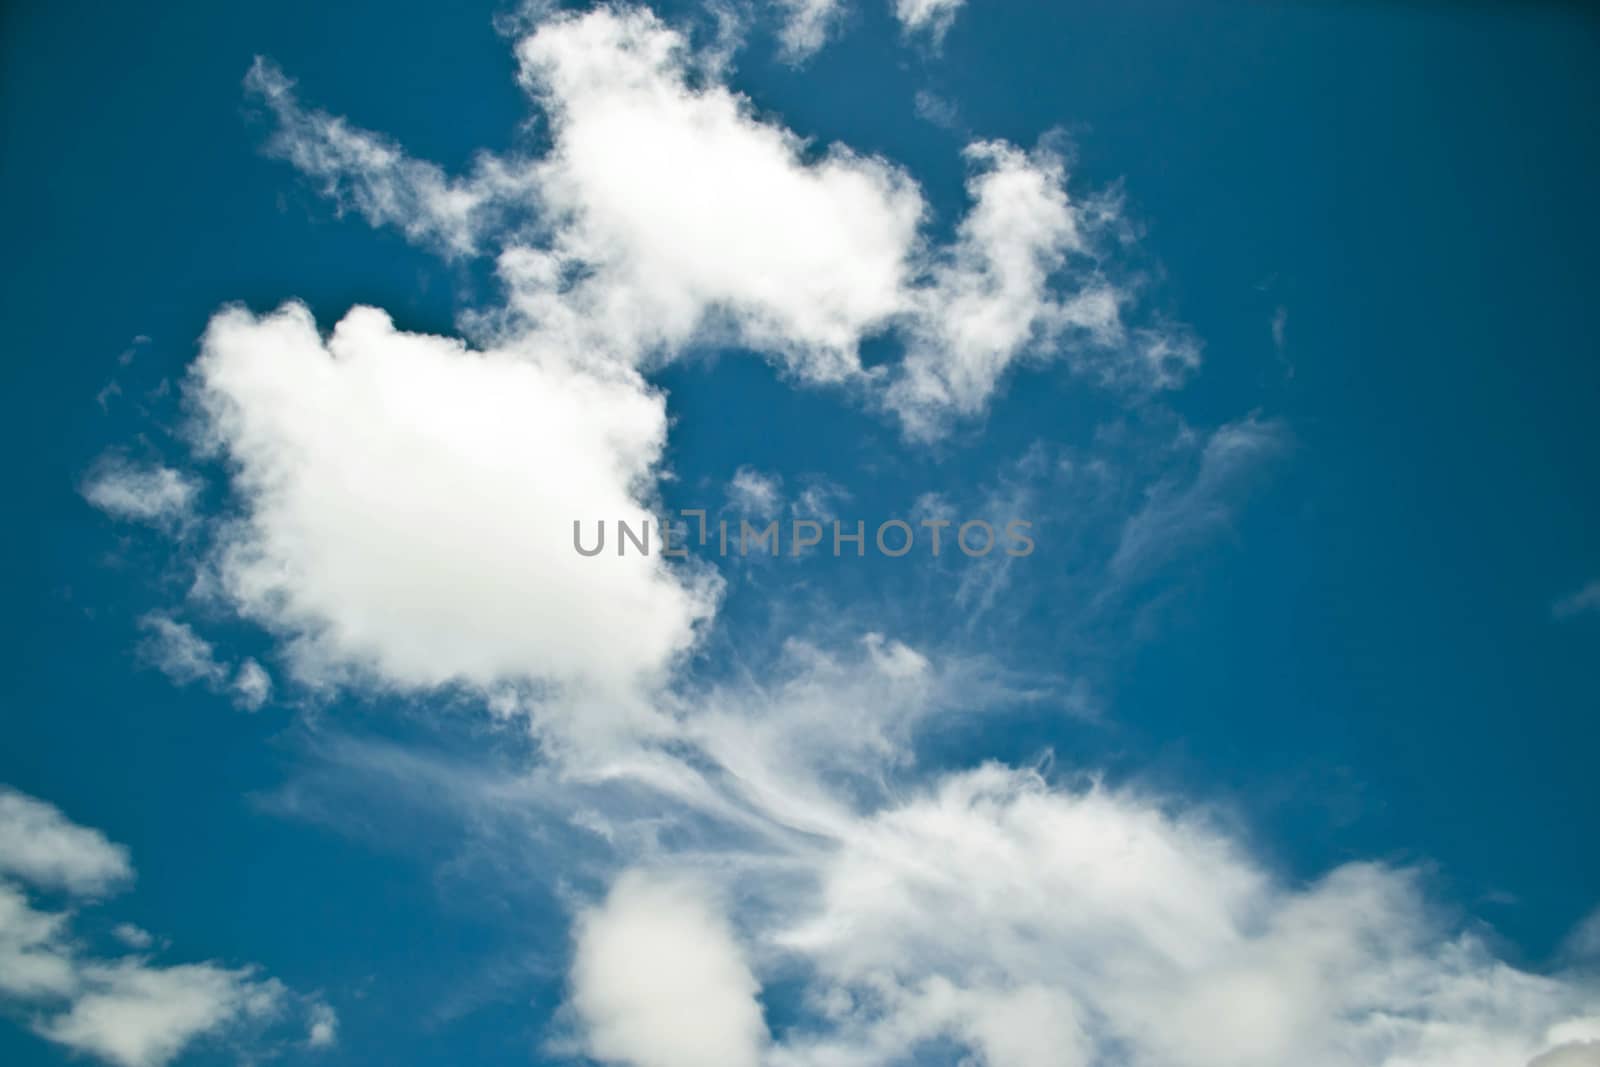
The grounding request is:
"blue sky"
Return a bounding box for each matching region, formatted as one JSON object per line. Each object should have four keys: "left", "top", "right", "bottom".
{"left": 2, "top": 1, "right": 1599, "bottom": 1065}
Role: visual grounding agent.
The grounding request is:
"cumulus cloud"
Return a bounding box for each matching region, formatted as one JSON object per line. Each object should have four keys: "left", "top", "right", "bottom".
{"left": 231, "top": 658, "right": 272, "bottom": 712}
{"left": 0, "top": 882, "right": 78, "bottom": 999}
{"left": 568, "top": 871, "right": 767, "bottom": 1067}
{"left": 35, "top": 961, "right": 287, "bottom": 1067}
{"left": 774, "top": 0, "right": 847, "bottom": 60}
{"left": 185, "top": 302, "right": 717, "bottom": 745}
{"left": 305, "top": 1001, "right": 339, "bottom": 1048}
{"left": 763, "top": 763, "right": 1600, "bottom": 1067}
{"left": 137, "top": 614, "right": 230, "bottom": 689}
{"left": 0, "top": 786, "right": 326, "bottom": 1067}
{"left": 0, "top": 788, "right": 132, "bottom": 897}
{"left": 136, "top": 615, "right": 276, "bottom": 712}
{"left": 82, "top": 459, "right": 199, "bottom": 529}
{"left": 493, "top": 636, "right": 1600, "bottom": 1067}
{"left": 112, "top": 924, "right": 155, "bottom": 951}
{"left": 726, "top": 467, "right": 783, "bottom": 519}
{"left": 887, "top": 141, "right": 1117, "bottom": 438}
{"left": 86, "top": 8, "right": 1596, "bottom": 1065}
{"left": 601, "top": 747, "right": 1600, "bottom": 1067}
{"left": 892, "top": 0, "right": 965, "bottom": 44}
{"left": 258, "top": 624, "right": 1599, "bottom": 1067}
{"left": 245, "top": 6, "right": 1187, "bottom": 438}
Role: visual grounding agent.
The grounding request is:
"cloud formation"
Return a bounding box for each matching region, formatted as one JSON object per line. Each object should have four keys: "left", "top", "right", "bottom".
{"left": 0, "top": 787, "right": 330, "bottom": 1067}
{"left": 188, "top": 302, "right": 717, "bottom": 744}
{"left": 891, "top": 0, "right": 966, "bottom": 44}
{"left": 1553, "top": 580, "right": 1600, "bottom": 620}
{"left": 80, "top": 7, "right": 1597, "bottom": 1066}
{"left": 569, "top": 872, "right": 767, "bottom": 1067}
{"left": 245, "top": 6, "right": 1190, "bottom": 439}
{"left": 82, "top": 459, "right": 199, "bottom": 530}
{"left": 0, "top": 787, "right": 132, "bottom": 897}
{"left": 136, "top": 614, "right": 277, "bottom": 712}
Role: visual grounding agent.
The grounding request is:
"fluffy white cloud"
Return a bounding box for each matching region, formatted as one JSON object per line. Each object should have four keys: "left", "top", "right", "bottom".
{"left": 891, "top": 0, "right": 966, "bottom": 44}
{"left": 0, "top": 788, "right": 132, "bottom": 897}
{"left": 87, "top": 9, "right": 1595, "bottom": 1066}
{"left": 568, "top": 871, "right": 767, "bottom": 1067}
{"left": 135, "top": 615, "right": 276, "bottom": 712}
{"left": 189, "top": 302, "right": 717, "bottom": 741}
{"left": 265, "top": 627, "right": 1599, "bottom": 1067}
{"left": 889, "top": 140, "right": 1137, "bottom": 438}
{"left": 726, "top": 467, "right": 783, "bottom": 519}
{"left": 137, "top": 614, "right": 229, "bottom": 688}
{"left": 35, "top": 961, "right": 286, "bottom": 1067}
{"left": 776, "top": 0, "right": 966, "bottom": 60}
{"left": 231, "top": 658, "right": 273, "bottom": 711}
{"left": 82, "top": 459, "right": 199, "bottom": 528}
{"left": 764, "top": 763, "right": 1600, "bottom": 1067}
{"left": 247, "top": 6, "right": 1184, "bottom": 439}
{"left": 509, "top": 6, "right": 922, "bottom": 378}
{"left": 524, "top": 636, "right": 1600, "bottom": 1067}
{"left": 0, "top": 786, "right": 326, "bottom": 1067}
{"left": 306, "top": 1001, "right": 339, "bottom": 1048}
{"left": 773, "top": 0, "right": 847, "bottom": 60}
{"left": 112, "top": 924, "right": 155, "bottom": 950}
{"left": 0, "top": 882, "right": 78, "bottom": 998}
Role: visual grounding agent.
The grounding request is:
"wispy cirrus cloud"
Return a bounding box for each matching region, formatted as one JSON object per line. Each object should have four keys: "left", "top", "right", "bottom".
{"left": 1553, "top": 580, "right": 1600, "bottom": 620}
{"left": 82, "top": 458, "right": 199, "bottom": 531}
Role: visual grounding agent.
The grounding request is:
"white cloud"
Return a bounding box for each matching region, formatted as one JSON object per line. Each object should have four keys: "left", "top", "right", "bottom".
{"left": 35, "top": 961, "right": 286, "bottom": 1067}
{"left": 0, "top": 882, "right": 78, "bottom": 998}
{"left": 912, "top": 89, "right": 958, "bottom": 130}
{"left": 888, "top": 141, "right": 1102, "bottom": 437}
{"left": 82, "top": 459, "right": 199, "bottom": 529}
{"left": 264, "top": 629, "right": 1599, "bottom": 1067}
{"left": 534, "top": 630, "right": 1600, "bottom": 1067}
{"left": 112, "top": 924, "right": 155, "bottom": 950}
{"left": 231, "top": 659, "right": 273, "bottom": 712}
{"left": 189, "top": 302, "right": 718, "bottom": 744}
{"left": 0, "top": 788, "right": 132, "bottom": 897}
{"left": 0, "top": 786, "right": 324, "bottom": 1067}
{"left": 88, "top": 10, "right": 1596, "bottom": 1065}
{"left": 306, "top": 1000, "right": 338, "bottom": 1048}
{"left": 509, "top": 7, "right": 921, "bottom": 378}
{"left": 568, "top": 871, "right": 767, "bottom": 1067}
{"left": 774, "top": 0, "right": 847, "bottom": 60}
{"left": 135, "top": 615, "right": 277, "bottom": 713}
{"left": 892, "top": 0, "right": 965, "bottom": 44}
{"left": 726, "top": 467, "right": 782, "bottom": 519}
{"left": 760, "top": 763, "right": 1597, "bottom": 1067}
{"left": 1553, "top": 581, "right": 1600, "bottom": 620}
{"left": 246, "top": 6, "right": 1186, "bottom": 439}
{"left": 137, "top": 614, "right": 230, "bottom": 689}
